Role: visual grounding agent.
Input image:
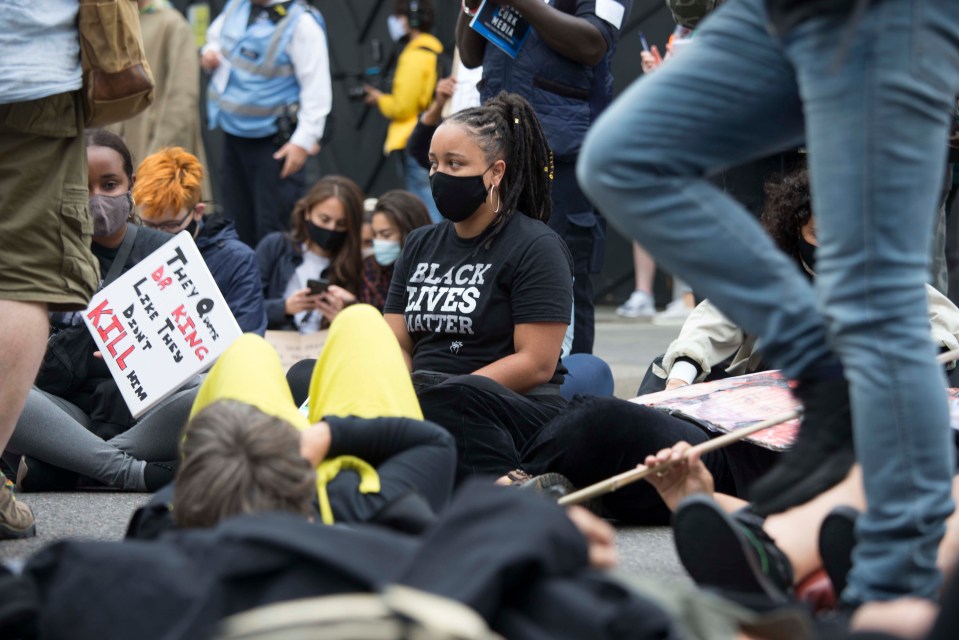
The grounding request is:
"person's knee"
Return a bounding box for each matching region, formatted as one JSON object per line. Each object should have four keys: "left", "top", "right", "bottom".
{"left": 577, "top": 114, "right": 662, "bottom": 205}
{"left": 562, "top": 354, "right": 613, "bottom": 398}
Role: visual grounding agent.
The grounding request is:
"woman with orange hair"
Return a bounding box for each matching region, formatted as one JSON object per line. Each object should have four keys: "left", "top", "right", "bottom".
{"left": 134, "top": 147, "right": 267, "bottom": 335}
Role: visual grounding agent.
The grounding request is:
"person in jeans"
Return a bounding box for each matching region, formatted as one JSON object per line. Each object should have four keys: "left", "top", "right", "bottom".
{"left": 578, "top": 0, "right": 959, "bottom": 615}
{"left": 364, "top": 0, "right": 444, "bottom": 223}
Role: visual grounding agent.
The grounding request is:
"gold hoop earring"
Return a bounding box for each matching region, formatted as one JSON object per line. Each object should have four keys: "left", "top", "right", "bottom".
{"left": 490, "top": 184, "right": 501, "bottom": 214}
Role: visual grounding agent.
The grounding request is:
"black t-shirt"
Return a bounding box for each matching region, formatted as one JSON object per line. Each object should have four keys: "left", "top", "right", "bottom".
{"left": 384, "top": 214, "right": 573, "bottom": 383}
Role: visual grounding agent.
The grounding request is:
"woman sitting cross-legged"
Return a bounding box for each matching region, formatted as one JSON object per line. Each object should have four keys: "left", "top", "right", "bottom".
{"left": 7, "top": 130, "right": 198, "bottom": 493}
{"left": 382, "top": 92, "right": 575, "bottom": 482}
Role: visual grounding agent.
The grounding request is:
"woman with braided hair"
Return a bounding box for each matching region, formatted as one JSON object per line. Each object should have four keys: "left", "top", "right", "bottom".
{"left": 383, "top": 92, "right": 575, "bottom": 482}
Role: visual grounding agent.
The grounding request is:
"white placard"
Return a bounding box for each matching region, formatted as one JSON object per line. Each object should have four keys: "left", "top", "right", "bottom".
{"left": 264, "top": 329, "right": 328, "bottom": 373}
{"left": 82, "top": 231, "right": 242, "bottom": 417}
{"left": 595, "top": 0, "right": 625, "bottom": 29}
{"left": 212, "top": 56, "right": 232, "bottom": 94}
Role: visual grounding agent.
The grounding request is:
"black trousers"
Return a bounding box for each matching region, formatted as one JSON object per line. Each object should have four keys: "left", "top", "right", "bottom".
{"left": 549, "top": 160, "right": 604, "bottom": 355}
{"left": 520, "top": 396, "right": 779, "bottom": 525}
{"left": 416, "top": 374, "right": 566, "bottom": 482}
{"left": 221, "top": 132, "right": 305, "bottom": 247}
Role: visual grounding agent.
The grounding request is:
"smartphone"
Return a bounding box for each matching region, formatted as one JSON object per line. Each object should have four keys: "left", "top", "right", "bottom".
{"left": 639, "top": 32, "right": 650, "bottom": 53}
{"left": 307, "top": 278, "right": 330, "bottom": 296}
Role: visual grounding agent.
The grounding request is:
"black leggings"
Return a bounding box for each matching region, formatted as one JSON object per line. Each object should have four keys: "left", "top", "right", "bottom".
{"left": 520, "top": 396, "right": 779, "bottom": 525}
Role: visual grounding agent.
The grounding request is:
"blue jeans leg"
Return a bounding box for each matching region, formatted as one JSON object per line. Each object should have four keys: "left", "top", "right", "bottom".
{"left": 579, "top": 0, "right": 959, "bottom": 601}
{"left": 784, "top": 0, "right": 959, "bottom": 603}
{"left": 404, "top": 150, "right": 442, "bottom": 223}
{"left": 578, "top": 0, "right": 827, "bottom": 379}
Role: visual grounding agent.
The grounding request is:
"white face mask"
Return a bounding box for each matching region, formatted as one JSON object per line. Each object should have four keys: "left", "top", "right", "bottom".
{"left": 373, "top": 238, "right": 401, "bottom": 266}
{"left": 362, "top": 246, "right": 376, "bottom": 260}
{"left": 387, "top": 14, "right": 408, "bottom": 42}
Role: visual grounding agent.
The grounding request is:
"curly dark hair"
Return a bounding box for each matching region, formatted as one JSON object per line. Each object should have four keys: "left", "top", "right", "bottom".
{"left": 759, "top": 166, "right": 812, "bottom": 266}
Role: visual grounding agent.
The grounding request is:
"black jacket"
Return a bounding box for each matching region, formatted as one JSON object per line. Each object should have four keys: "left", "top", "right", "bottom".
{"left": 25, "top": 482, "right": 679, "bottom": 640}
{"left": 255, "top": 231, "right": 312, "bottom": 330}
{"left": 195, "top": 215, "right": 267, "bottom": 335}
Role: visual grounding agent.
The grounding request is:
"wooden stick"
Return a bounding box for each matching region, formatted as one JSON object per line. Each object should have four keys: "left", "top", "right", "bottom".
{"left": 557, "top": 409, "right": 801, "bottom": 506}
{"left": 558, "top": 351, "right": 958, "bottom": 508}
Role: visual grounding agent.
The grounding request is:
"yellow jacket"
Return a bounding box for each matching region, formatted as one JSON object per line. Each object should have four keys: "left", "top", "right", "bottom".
{"left": 377, "top": 32, "right": 443, "bottom": 154}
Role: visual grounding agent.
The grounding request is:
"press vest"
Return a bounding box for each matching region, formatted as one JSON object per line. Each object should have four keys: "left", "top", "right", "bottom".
{"left": 207, "top": 0, "right": 324, "bottom": 138}
{"left": 479, "top": 0, "right": 597, "bottom": 161}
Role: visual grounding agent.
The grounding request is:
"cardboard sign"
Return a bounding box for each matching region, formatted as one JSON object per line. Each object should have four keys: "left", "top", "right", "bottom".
{"left": 634, "top": 371, "right": 800, "bottom": 451}
{"left": 635, "top": 371, "right": 959, "bottom": 451}
{"left": 470, "top": 1, "right": 532, "bottom": 59}
{"left": 264, "top": 329, "right": 328, "bottom": 373}
{"left": 82, "top": 231, "right": 242, "bottom": 417}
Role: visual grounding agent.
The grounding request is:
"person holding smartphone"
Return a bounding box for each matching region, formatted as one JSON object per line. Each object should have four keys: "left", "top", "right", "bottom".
{"left": 256, "top": 176, "right": 364, "bottom": 333}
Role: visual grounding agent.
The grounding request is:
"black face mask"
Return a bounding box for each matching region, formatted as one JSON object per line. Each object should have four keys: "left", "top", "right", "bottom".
{"left": 430, "top": 170, "right": 490, "bottom": 223}
{"left": 798, "top": 235, "right": 817, "bottom": 273}
{"left": 306, "top": 220, "right": 347, "bottom": 252}
{"left": 184, "top": 218, "right": 199, "bottom": 238}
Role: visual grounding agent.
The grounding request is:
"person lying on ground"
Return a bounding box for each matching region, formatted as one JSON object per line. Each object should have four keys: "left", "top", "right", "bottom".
{"left": 642, "top": 439, "right": 959, "bottom": 638}
{"left": 130, "top": 303, "right": 456, "bottom": 535}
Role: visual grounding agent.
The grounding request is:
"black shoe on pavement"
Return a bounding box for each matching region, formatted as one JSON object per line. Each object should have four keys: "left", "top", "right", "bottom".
{"left": 15, "top": 456, "right": 79, "bottom": 493}
{"left": 520, "top": 473, "right": 576, "bottom": 501}
{"left": 749, "top": 374, "right": 855, "bottom": 516}
{"left": 673, "top": 495, "right": 794, "bottom": 604}
{"left": 819, "top": 505, "right": 859, "bottom": 598}
{"left": 143, "top": 461, "right": 179, "bottom": 492}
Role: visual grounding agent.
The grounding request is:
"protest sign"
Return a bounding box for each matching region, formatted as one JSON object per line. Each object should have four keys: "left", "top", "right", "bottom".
{"left": 469, "top": 1, "right": 532, "bottom": 59}
{"left": 634, "top": 371, "right": 803, "bottom": 451}
{"left": 82, "top": 231, "right": 242, "bottom": 417}
{"left": 264, "top": 330, "right": 328, "bottom": 373}
{"left": 635, "top": 371, "right": 959, "bottom": 451}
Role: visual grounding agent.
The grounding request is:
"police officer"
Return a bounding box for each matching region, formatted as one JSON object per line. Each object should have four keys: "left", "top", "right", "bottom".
{"left": 456, "top": 0, "right": 632, "bottom": 355}
{"left": 201, "top": 0, "right": 333, "bottom": 247}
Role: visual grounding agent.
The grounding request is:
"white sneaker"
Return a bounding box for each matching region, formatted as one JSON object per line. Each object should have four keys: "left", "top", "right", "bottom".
{"left": 652, "top": 299, "right": 693, "bottom": 326}
{"left": 616, "top": 290, "right": 655, "bottom": 318}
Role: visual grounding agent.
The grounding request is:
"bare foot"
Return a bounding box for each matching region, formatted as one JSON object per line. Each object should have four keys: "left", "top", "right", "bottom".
{"left": 851, "top": 598, "right": 938, "bottom": 639}
{"left": 495, "top": 469, "right": 531, "bottom": 486}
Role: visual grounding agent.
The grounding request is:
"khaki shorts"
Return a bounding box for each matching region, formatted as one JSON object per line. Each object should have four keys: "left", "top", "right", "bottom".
{"left": 0, "top": 91, "right": 99, "bottom": 311}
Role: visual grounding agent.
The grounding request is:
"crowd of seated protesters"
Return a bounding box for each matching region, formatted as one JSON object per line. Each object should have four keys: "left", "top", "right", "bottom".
{"left": 7, "top": 0, "right": 959, "bottom": 637}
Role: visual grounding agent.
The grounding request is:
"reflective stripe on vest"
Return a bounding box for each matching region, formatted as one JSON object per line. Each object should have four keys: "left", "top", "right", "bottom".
{"left": 207, "top": 0, "right": 325, "bottom": 137}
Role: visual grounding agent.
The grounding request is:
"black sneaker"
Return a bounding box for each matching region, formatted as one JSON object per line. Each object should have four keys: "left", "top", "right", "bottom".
{"left": 819, "top": 506, "right": 859, "bottom": 598}
{"left": 750, "top": 374, "right": 855, "bottom": 516}
{"left": 143, "top": 461, "right": 179, "bottom": 493}
{"left": 520, "top": 473, "right": 576, "bottom": 501}
{"left": 15, "top": 456, "right": 78, "bottom": 493}
{"left": 673, "top": 495, "right": 794, "bottom": 604}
